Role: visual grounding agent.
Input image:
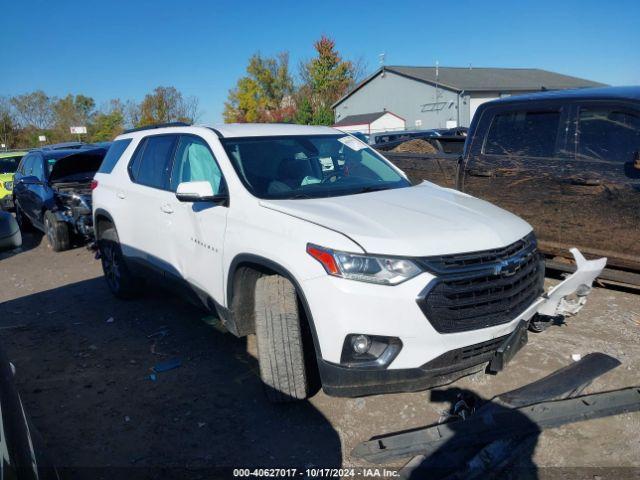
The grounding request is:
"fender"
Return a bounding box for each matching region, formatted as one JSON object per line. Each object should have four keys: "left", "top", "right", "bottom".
{"left": 226, "top": 253, "right": 323, "bottom": 357}
{"left": 93, "top": 208, "right": 116, "bottom": 238}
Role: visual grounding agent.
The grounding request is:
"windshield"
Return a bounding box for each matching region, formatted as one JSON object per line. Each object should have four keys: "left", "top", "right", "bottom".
{"left": 221, "top": 134, "right": 410, "bottom": 199}
{"left": 0, "top": 156, "right": 23, "bottom": 174}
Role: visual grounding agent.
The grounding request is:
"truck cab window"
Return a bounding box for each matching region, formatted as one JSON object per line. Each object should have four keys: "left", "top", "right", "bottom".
{"left": 577, "top": 107, "right": 640, "bottom": 163}
{"left": 484, "top": 110, "right": 561, "bottom": 157}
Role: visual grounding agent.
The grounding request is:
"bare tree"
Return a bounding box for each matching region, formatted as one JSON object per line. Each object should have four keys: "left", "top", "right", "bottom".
{"left": 10, "top": 90, "right": 54, "bottom": 129}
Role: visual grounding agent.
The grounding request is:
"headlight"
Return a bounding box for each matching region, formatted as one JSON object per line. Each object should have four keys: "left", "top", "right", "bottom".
{"left": 4, "top": 181, "right": 12, "bottom": 190}
{"left": 307, "top": 244, "right": 422, "bottom": 285}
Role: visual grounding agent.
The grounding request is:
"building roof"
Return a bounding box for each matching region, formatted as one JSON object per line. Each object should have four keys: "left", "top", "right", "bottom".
{"left": 333, "top": 111, "right": 389, "bottom": 127}
{"left": 333, "top": 66, "right": 607, "bottom": 108}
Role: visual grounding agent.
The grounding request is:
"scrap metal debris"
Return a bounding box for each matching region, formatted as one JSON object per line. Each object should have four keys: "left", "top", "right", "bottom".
{"left": 352, "top": 353, "right": 632, "bottom": 478}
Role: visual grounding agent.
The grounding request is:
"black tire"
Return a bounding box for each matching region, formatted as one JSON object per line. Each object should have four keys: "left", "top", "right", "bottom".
{"left": 15, "top": 204, "right": 33, "bottom": 232}
{"left": 44, "top": 210, "right": 70, "bottom": 252}
{"left": 254, "top": 275, "right": 309, "bottom": 402}
{"left": 98, "top": 226, "right": 140, "bottom": 299}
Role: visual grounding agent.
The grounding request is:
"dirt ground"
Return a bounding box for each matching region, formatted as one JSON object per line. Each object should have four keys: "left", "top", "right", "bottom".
{"left": 1, "top": 232, "right": 639, "bottom": 479}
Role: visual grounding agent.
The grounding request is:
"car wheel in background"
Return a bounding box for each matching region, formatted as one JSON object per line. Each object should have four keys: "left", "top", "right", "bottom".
{"left": 44, "top": 211, "right": 70, "bottom": 252}
{"left": 98, "top": 226, "right": 140, "bottom": 299}
{"left": 254, "top": 274, "right": 309, "bottom": 402}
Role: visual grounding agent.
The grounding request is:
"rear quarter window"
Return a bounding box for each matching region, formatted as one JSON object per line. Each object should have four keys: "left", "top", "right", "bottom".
{"left": 483, "top": 109, "right": 561, "bottom": 157}
{"left": 98, "top": 139, "right": 133, "bottom": 174}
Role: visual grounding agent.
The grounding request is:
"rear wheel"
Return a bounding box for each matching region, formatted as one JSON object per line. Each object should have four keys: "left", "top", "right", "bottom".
{"left": 254, "top": 275, "right": 309, "bottom": 402}
{"left": 44, "top": 210, "right": 70, "bottom": 252}
{"left": 98, "top": 226, "right": 140, "bottom": 299}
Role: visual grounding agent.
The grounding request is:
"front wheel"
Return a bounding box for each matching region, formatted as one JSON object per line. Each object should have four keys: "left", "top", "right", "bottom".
{"left": 254, "top": 275, "right": 309, "bottom": 403}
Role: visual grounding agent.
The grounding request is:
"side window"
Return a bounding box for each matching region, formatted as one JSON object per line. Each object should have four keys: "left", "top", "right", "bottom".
{"left": 19, "top": 155, "right": 33, "bottom": 175}
{"left": 99, "top": 139, "right": 133, "bottom": 174}
{"left": 484, "top": 109, "right": 561, "bottom": 157}
{"left": 577, "top": 106, "right": 640, "bottom": 163}
{"left": 31, "top": 155, "right": 44, "bottom": 180}
{"left": 131, "top": 135, "right": 177, "bottom": 189}
{"left": 170, "top": 136, "right": 224, "bottom": 193}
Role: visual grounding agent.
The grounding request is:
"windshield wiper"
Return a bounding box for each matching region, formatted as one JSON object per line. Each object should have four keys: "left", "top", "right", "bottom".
{"left": 357, "top": 185, "right": 393, "bottom": 194}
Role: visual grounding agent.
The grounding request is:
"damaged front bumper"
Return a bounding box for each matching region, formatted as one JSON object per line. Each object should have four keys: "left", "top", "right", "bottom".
{"left": 320, "top": 249, "right": 606, "bottom": 398}
{"left": 53, "top": 191, "right": 94, "bottom": 239}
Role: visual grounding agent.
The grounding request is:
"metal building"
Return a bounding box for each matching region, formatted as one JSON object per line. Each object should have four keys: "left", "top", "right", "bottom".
{"left": 332, "top": 66, "right": 605, "bottom": 130}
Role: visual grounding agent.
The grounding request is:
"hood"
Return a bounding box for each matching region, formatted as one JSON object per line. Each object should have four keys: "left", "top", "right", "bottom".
{"left": 0, "top": 173, "right": 14, "bottom": 182}
{"left": 260, "top": 182, "right": 532, "bottom": 256}
{"left": 48, "top": 148, "right": 106, "bottom": 183}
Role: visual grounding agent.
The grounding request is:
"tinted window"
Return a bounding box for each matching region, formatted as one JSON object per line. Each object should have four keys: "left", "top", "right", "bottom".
{"left": 0, "top": 155, "right": 23, "bottom": 174}
{"left": 484, "top": 110, "right": 561, "bottom": 157}
{"left": 577, "top": 106, "right": 640, "bottom": 163}
{"left": 132, "top": 135, "right": 177, "bottom": 189}
{"left": 98, "top": 139, "right": 132, "bottom": 174}
{"left": 170, "top": 136, "right": 224, "bottom": 193}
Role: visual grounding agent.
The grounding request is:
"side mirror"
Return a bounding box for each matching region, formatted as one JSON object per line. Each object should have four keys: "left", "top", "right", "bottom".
{"left": 175, "top": 181, "right": 228, "bottom": 205}
{"left": 19, "top": 175, "right": 41, "bottom": 185}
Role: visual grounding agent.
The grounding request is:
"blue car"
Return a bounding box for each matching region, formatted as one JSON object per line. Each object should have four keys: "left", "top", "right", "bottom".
{"left": 13, "top": 145, "right": 109, "bottom": 251}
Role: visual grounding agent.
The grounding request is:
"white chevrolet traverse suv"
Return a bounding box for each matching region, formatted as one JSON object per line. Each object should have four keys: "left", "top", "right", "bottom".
{"left": 92, "top": 123, "right": 605, "bottom": 402}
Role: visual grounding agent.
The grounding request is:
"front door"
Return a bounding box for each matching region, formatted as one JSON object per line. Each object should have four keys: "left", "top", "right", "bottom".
{"left": 165, "top": 134, "right": 228, "bottom": 305}
{"left": 461, "top": 103, "right": 570, "bottom": 246}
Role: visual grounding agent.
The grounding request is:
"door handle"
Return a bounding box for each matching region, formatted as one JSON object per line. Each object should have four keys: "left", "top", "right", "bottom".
{"left": 160, "top": 204, "right": 174, "bottom": 214}
{"left": 569, "top": 177, "right": 602, "bottom": 187}
{"left": 117, "top": 192, "right": 126, "bottom": 199}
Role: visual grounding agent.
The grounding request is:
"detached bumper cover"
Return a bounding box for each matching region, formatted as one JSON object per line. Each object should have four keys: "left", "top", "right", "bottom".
{"left": 319, "top": 248, "right": 606, "bottom": 398}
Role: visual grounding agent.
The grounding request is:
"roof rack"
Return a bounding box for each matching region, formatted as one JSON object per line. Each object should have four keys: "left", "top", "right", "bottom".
{"left": 123, "top": 122, "right": 191, "bottom": 134}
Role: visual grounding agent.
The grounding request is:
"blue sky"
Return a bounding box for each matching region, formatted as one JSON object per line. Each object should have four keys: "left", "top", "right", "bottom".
{"left": 2, "top": 0, "right": 639, "bottom": 124}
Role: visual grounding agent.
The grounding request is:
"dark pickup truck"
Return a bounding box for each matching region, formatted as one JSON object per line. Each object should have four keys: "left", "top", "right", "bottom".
{"left": 377, "top": 87, "right": 640, "bottom": 287}
{"left": 456, "top": 86, "right": 640, "bottom": 287}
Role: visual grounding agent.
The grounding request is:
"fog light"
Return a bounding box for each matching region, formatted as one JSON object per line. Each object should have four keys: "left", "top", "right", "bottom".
{"left": 351, "top": 334, "right": 372, "bottom": 354}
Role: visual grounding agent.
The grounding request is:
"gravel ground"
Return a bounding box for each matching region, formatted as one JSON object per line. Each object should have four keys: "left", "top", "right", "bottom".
{"left": 0, "top": 232, "right": 639, "bottom": 479}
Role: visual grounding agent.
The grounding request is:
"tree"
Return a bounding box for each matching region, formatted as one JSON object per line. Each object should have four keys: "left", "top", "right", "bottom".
{"left": 300, "top": 36, "right": 356, "bottom": 125}
{"left": 10, "top": 90, "right": 54, "bottom": 130}
{"left": 52, "top": 94, "right": 96, "bottom": 141}
{"left": 138, "top": 86, "right": 201, "bottom": 126}
{"left": 224, "top": 52, "right": 295, "bottom": 123}
{"left": 0, "top": 97, "right": 19, "bottom": 148}
{"left": 90, "top": 100, "right": 125, "bottom": 142}
{"left": 294, "top": 95, "right": 313, "bottom": 125}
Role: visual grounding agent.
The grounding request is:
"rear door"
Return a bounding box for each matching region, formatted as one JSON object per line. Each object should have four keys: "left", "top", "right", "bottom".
{"left": 123, "top": 134, "right": 179, "bottom": 274}
{"left": 561, "top": 101, "right": 640, "bottom": 270}
{"left": 461, "top": 102, "right": 570, "bottom": 245}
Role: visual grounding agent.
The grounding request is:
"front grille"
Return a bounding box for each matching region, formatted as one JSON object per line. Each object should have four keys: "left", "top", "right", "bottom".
{"left": 418, "top": 233, "right": 545, "bottom": 334}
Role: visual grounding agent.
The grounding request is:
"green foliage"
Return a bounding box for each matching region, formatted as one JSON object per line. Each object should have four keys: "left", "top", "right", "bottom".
{"left": 52, "top": 94, "right": 97, "bottom": 140}
{"left": 302, "top": 36, "right": 355, "bottom": 111}
{"left": 225, "top": 36, "right": 357, "bottom": 126}
{"left": 294, "top": 96, "right": 313, "bottom": 125}
{"left": 311, "top": 105, "right": 334, "bottom": 126}
{"left": 224, "top": 52, "right": 295, "bottom": 123}
{"left": 138, "top": 86, "right": 199, "bottom": 126}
